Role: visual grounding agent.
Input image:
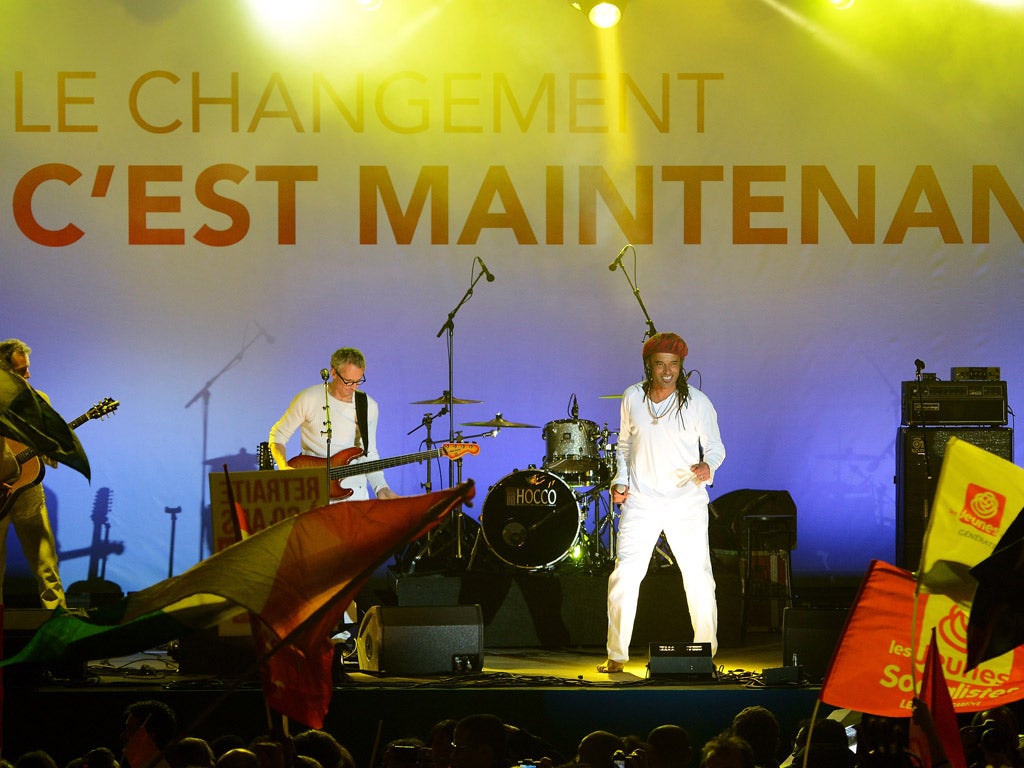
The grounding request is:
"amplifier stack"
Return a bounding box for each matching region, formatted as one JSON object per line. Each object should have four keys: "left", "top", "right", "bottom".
{"left": 895, "top": 369, "right": 1012, "bottom": 569}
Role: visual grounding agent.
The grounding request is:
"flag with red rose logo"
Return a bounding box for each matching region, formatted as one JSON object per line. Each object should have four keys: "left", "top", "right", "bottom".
{"left": 916, "top": 438, "right": 1024, "bottom": 607}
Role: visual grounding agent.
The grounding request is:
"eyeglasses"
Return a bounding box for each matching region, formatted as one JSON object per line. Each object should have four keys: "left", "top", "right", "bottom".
{"left": 334, "top": 369, "right": 366, "bottom": 386}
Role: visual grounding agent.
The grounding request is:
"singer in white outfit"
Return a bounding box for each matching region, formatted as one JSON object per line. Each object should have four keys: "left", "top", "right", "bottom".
{"left": 598, "top": 332, "right": 725, "bottom": 674}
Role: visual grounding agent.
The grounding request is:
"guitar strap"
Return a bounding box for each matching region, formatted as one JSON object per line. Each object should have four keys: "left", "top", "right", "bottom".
{"left": 355, "top": 391, "right": 369, "bottom": 452}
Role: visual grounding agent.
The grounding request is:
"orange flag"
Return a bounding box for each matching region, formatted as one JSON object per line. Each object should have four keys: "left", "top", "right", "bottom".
{"left": 821, "top": 560, "right": 1024, "bottom": 717}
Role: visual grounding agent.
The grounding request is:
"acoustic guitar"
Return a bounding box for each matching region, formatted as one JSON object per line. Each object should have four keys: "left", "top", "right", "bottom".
{"left": 0, "top": 397, "right": 119, "bottom": 520}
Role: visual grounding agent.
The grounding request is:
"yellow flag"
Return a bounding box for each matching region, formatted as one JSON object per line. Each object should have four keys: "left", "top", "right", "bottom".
{"left": 917, "top": 438, "right": 1024, "bottom": 606}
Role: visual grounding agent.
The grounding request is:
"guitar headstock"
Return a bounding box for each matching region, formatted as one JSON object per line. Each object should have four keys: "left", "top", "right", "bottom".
{"left": 88, "top": 397, "right": 120, "bottom": 420}
{"left": 442, "top": 442, "right": 481, "bottom": 459}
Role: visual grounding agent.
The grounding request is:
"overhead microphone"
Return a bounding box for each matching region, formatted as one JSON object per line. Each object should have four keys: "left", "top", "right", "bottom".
{"left": 256, "top": 321, "right": 275, "bottom": 344}
{"left": 477, "top": 256, "right": 496, "bottom": 282}
{"left": 320, "top": 368, "right": 330, "bottom": 382}
{"left": 608, "top": 244, "right": 630, "bottom": 271}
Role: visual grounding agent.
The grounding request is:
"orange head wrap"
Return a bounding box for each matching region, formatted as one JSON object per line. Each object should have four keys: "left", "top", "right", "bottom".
{"left": 642, "top": 332, "right": 688, "bottom": 361}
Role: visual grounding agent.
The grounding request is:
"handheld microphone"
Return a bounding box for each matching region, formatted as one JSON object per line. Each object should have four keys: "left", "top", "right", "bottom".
{"left": 477, "top": 257, "right": 496, "bottom": 282}
{"left": 256, "top": 321, "right": 275, "bottom": 344}
{"left": 320, "top": 368, "right": 330, "bottom": 382}
{"left": 608, "top": 244, "right": 630, "bottom": 271}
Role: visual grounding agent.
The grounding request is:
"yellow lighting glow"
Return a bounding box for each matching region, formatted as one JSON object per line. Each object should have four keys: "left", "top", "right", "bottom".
{"left": 829, "top": 0, "right": 856, "bottom": 8}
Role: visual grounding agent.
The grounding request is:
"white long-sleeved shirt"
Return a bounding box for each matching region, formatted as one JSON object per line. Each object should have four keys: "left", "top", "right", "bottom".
{"left": 612, "top": 382, "right": 725, "bottom": 501}
{"left": 269, "top": 385, "right": 389, "bottom": 499}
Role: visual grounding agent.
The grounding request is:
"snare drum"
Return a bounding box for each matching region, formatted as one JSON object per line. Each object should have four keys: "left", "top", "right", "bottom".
{"left": 481, "top": 469, "right": 582, "bottom": 569}
{"left": 542, "top": 418, "right": 603, "bottom": 484}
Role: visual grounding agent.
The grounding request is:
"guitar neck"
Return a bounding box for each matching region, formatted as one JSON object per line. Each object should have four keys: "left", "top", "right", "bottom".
{"left": 13, "top": 410, "right": 96, "bottom": 464}
{"left": 328, "top": 447, "right": 451, "bottom": 481}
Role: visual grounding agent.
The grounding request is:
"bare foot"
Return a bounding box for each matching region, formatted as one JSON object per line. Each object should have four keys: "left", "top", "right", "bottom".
{"left": 597, "top": 659, "right": 625, "bottom": 673}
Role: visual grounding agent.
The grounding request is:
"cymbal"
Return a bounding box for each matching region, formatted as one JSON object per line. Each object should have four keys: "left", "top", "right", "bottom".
{"left": 599, "top": 394, "right": 623, "bottom": 399}
{"left": 461, "top": 414, "right": 539, "bottom": 429}
{"left": 410, "top": 394, "right": 483, "bottom": 405}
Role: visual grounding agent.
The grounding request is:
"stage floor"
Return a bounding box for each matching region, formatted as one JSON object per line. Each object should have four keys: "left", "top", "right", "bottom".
{"left": 1, "top": 633, "right": 836, "bottom": 766}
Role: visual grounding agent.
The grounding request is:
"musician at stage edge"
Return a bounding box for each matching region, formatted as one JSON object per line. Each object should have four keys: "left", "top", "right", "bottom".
{"left": 269, "top": 346, "right": 400, "bottom": 501}
{"left": 598, "top": 332, "right": 726, "bottom": 674}
{"left": 0, "top": 338, "right": 67, "bottom": 609}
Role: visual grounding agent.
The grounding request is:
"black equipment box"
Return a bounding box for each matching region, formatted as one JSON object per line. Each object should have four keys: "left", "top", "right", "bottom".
{"left": 901, "top": 380, "right": 1007, "bottom": 426}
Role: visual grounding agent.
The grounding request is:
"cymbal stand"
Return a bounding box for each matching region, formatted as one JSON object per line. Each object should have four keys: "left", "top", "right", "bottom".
{"left": 407, "top": 404, "right": 448, "bottom": 494}
{"left": 434, "top": 258, "right": 493, "bottom": 564}
{"left": 401, "top": 428, "right": 497, "bottom": 574}
{"left": 393, "top": 405, "right": 446, "bottom": 571}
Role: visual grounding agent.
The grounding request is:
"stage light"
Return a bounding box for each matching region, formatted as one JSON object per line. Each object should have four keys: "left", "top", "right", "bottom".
{"left": 570, "top": 0, "right": 626, "bottom": 29}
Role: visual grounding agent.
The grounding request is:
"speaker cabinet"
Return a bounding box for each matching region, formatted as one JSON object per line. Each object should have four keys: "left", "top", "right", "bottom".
{"left": 782, "top": 607, "right": 848, "bottom": 683}
{"left": 356, "top": 605, "right": 483, "bottom": 675}
{"left": 896, "top": 427, "right": 1013, "bottom": 569}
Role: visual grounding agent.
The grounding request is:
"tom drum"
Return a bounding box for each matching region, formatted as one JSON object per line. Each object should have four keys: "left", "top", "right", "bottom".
{"left": 542, "top": 418, "right": 604, "bottom": 485}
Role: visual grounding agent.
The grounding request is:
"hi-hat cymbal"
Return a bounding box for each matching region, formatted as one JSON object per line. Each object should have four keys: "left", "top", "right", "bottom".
{"left": 410, "top": 393, "right": 483, "bottom": 405}
{"left": 461, "top": 414, "right": 539, "bottom": 429}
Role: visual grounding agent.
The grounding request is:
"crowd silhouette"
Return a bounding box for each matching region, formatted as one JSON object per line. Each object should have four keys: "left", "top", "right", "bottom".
{"left": 5, "top": 697, "right": 1024, "bottom": 768}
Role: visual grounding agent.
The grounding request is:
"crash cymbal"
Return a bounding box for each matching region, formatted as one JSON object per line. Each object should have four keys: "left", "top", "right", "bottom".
{"left": 410, "top": 393, "right": 483, "bottom": 405}
{"left": 599, "top": 394, "right": 623, "bottom": 399}
{"left": 461, "top": 414, "right": 539, "bottom": 429}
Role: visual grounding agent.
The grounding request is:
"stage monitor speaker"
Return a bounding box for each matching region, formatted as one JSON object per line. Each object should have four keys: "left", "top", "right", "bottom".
{"left": 896, "top": 426, "right": 1013, "bottom": 569}
{"left": 782, "top": 607, "right": 848, "bottom": 684}
{"left": 647, "top": 641, "right": 715, "bottom": 679}
{"left": 356, "top": 604, "right": 483, "bottom": 675}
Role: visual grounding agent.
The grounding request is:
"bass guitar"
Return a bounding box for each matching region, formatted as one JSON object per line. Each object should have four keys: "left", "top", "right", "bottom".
{"left": 0, "top": 397, "right": 119, "bottom": 520}
{"left": 287, "top": 442, "right": 479, "bottom": 500}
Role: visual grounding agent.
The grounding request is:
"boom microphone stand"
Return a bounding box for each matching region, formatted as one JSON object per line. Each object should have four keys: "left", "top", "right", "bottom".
{"left": 185, "top": 324, "right": 273, "bottom": 560}
{"left": 609, "top": 244, "right": 658, "bottom": 340}
{"left": 434, "top": 257, "right": 495, "bottom": 563}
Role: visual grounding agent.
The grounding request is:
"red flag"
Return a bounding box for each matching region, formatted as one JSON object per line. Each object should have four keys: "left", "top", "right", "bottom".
{"left": 243, "top": 485, "right": 475, "bottom": 727}
{"left": 821, "top": 560, "right": 1024, "bottom": 717}
{"left": 1, "top": 483, "right": 475, "bottom": 732}
{"left": 910, "top": 628, "right": 968, "bottom": 768}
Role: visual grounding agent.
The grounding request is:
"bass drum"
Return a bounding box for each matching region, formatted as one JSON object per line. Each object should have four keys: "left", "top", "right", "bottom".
{"left": 481, "top": 469, "right": 582, "bottom": 570}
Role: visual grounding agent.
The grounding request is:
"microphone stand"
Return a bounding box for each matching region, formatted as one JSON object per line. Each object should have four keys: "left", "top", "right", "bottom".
{"left": 610, "top": 246, "right": 658, "bottom": 339}
{"left": 185, "top": 330, "right": 267, "bottom": 560}
{"left": 434, "top": 261, "right": 491, "bottom": 565}
{"left": 321, "top": 374, "right": 333, "bottom": 479}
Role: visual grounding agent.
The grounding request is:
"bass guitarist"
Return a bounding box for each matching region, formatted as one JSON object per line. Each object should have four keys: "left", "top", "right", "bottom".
{"left": 269, "top": 346, "right": 400, "bottom": 502}
{"left": 0, "top": 338, "right": 66, "bottom": 609}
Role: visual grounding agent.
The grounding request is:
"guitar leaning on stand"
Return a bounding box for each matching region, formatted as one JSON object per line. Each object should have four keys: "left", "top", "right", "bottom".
{"left": 0, "top": 397, "right": 120, "bottom": 521}
{"left": 287, "top": 442, "right": 480, "bottom": 501}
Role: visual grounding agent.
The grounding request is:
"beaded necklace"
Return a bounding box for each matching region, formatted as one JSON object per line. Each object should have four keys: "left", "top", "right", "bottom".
{"left": 645, "top": 391, "right": 677, "bottom": 425}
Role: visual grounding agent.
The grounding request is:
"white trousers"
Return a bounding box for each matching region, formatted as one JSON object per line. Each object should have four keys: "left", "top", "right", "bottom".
{"left": 605, "top": 494, "right": 717, "bottom": 661}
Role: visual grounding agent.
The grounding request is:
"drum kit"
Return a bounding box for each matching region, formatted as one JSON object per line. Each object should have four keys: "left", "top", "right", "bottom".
{"left": 399, "top": 392, "right": 622, "bottom": 575}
